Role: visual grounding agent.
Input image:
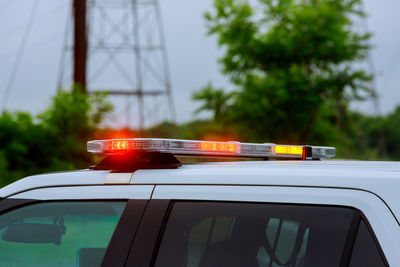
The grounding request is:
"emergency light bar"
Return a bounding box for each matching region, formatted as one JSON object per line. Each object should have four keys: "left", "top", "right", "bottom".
{"left": 87, "top": 138, "right": 335, "bottom": 160}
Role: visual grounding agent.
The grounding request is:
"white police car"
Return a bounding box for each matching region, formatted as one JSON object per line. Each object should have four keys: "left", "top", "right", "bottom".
{"left": 0, "top": 138, "right": 397, "bottom": 266}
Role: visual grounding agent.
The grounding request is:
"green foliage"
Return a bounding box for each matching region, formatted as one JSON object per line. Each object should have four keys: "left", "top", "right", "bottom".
{"left": 196, "top": 0, "right": 372, "bottom": 143}
{"left": 145, "top": 120, "right": 239, "bottom": 141}
{"left": 0, "top": 112, "right": 48, "bottom": 186}
{"left": 146, "top": 122, "right": 180, "bottom": 139}
{"left": 382, "top": 107, "right": 400, "bottom": 159}
{"left": 38, "top": 89, "right": 113, "bottom": 168}
{"left": 192, "top": 83, "right": 235, "bottom": 122}
{"left": 355, "top": 107, "right": 400, "bottom": 160}
{"left": 0, "top": 90, "right": 113, "bottom": 186}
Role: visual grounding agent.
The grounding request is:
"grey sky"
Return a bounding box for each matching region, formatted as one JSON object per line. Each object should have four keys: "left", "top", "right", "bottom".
{"left": 0, "top": 0, "right": 399, "bottom": 128}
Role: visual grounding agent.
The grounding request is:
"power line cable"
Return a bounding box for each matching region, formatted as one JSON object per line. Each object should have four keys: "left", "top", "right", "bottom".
{"left": 359, "top": 3, "right": 381, "bottom": 116}
{"left": 0, "top": 31, "right": 62, "bottom": 62}
{"left": 56, "top": 2, "right": 72, "bottom": 91}
{"left": 0, "top": 1, "right": 67, "bottom": 45}
{"left": 1, "top": 0, "right": 40, "bottom": 111}
{"left": 359, "top": 1, "right": 387, "bottom": 157}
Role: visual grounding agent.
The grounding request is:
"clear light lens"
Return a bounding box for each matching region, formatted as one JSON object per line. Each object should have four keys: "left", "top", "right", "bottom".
{"left": 312, "top": 146, "right": 336, "bottom": 159}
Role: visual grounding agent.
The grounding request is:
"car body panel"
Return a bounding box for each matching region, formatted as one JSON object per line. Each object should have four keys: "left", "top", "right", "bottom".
{"left": 0, "top": 170, "right": 110, "bottom": 198}
{"left": 9, "top": 185, "right": 154, "bottom": 200}
{"left": 1, "top": 160, "right": 399, "bottom": 265}
{"left": 132, "top": 160, "right": 400, "bottom": 223}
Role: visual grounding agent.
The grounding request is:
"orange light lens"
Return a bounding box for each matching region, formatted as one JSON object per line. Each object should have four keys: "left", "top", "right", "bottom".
{"left": 111, "top": 140, "right": 129, "bottom": 150}
{"left": 200, "top": 142, "right": 237, "bottom": 153}
{"left": 274, "top": 145, "right": 303, "bottom": 155}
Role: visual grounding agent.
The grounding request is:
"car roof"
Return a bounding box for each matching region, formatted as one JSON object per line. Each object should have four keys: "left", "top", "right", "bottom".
{"left": 1, "top": 160, "right": 400, "bottom": 222}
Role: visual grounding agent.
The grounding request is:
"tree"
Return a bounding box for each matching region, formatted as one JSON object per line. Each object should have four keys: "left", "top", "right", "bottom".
{"left": 380, "top": 107, "right": 400, "bottom": 160}
{"left": 0, "top": 111, "right": 50, "bottom": 186}
{"left": 39, "top": 89, "right": 113, "bottom": 169}
{"left": 195, "top": 0, "right": 372, "bottom": 144}
{"left": 0, "top": 89, "right": 113, "bottom": 186}
{"left": 192, "top": 83, "right": 234, "bottom": 122}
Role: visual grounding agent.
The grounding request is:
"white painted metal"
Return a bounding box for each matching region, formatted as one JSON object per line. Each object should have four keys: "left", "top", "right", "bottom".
{"left": 10, "top": 185, "right": 153, "bottom": 200}
{"left": 132, "top": 160, "right": 400, "bottom": 223}
{"left": 152, "top": 185, "right": 400, "bottom": 266}
{"left": 0, "top": 170, "right": 111, "bottom": 198}
{"left": 3, "top": 160, "right": 400, "bottom": 222}
{"left": 105, "top": 173, "right": 133, "bottom": 184}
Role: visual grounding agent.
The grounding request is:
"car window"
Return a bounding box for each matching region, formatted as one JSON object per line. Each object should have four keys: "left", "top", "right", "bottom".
{"left": 349, "top": 219, "right": 387, "bottom": 267}
{"left": 0, "top": 201, "right": 126, "bottom": 267}
{"left": 154, "top": 202, "right": 356, "bottom": 267}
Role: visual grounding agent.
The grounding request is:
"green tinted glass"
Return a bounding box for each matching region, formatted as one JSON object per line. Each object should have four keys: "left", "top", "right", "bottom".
{"left": 0, "top": 201, "right": 126, "bottom": 267}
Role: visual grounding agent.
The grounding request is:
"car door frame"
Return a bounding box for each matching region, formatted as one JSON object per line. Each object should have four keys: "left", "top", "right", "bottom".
{"left": 0, "top": 185, "right": 155, "bottom": 267}
{"left": 126, "top": 185, "right": 397, "bottom": 267}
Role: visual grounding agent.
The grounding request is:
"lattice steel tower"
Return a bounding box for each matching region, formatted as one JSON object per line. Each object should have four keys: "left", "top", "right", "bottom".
{"left": 58, "top": 0, "right": 176, "bottom": 129}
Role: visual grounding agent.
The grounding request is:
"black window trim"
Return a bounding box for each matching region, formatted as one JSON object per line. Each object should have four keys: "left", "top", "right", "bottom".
{"left": 127, "top": 199, "right": 390, "bottom": 267}
{"left": 339, "top": 211, "right": 389, "bottom": 267}
{"left": 353, "top": 212, "right": 389, "bottom": 267}
{"left": 339, "top": 210, "right": 361, "bottom": 267}
{"left": 0, "top": 198, "right": 40, "bottom": 215}
{"left": 101, "top": 199, "right": 149, "bottom": 267}
{"left": 126, "top": 199, "right": 172, "bottom": 267}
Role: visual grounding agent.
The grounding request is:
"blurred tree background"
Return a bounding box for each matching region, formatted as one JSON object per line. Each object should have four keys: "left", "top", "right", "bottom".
{"left": 191, "top": 0, "right": 389, "bottom": 159}
{"left": 0, "top": 88, "right": 112, "bottom": 186}
{"left": 1, "top": 0, "right": 400, "bottom": 186}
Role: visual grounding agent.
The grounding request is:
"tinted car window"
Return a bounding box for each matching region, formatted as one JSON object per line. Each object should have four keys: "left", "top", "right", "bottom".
{"left": 0, "top": 201, "right": 126, "bottom": 267}
{"left": 154, "top": 202, "right": 356, "bottom": 267}
{"left": 349, "top": 219, "right": 387, "bottom": 267}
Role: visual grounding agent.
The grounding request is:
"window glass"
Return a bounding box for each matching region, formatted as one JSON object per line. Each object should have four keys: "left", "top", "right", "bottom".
{"left": 0, "top": 201, "right": 126, "bottom": 267}
{"left": 349, "top": 219, "right": 387, "bottom": 267}
{"left": 154, "top": 202, "right": 355, "bottom": 267}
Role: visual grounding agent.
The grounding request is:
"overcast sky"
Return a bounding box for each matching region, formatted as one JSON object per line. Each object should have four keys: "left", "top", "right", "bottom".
{"left": 0, "top": 0, "right": 399, "bottom": 128}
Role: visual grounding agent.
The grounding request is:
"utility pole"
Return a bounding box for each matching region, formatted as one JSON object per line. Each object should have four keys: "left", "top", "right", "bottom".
{"left": 73, "top": 0, "right": 87, "bottom": 93}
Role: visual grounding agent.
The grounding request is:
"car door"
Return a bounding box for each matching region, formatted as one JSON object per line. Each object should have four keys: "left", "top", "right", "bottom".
{"left": 127, "top": 185, "right": 398, "bottom": 267}
{"left": 0, "top": 185, "right": 154, "bottom": 267}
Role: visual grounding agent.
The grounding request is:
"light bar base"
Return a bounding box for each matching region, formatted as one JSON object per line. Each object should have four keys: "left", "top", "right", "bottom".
{"left": 90, "top": 151, "right": 182, "bottom": 172}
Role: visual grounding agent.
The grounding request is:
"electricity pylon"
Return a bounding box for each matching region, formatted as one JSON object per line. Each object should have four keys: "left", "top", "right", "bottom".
{"left": 58, "top": 0, "right": 176, "bottom": 130}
